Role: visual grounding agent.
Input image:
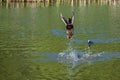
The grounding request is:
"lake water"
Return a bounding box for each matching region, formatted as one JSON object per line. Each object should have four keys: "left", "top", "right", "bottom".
{"left": 0, "top": 1, "right": 120, "bottom": 80}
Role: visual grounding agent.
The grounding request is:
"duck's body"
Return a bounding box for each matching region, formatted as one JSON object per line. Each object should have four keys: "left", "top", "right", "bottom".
{"left": 66, "top": 23, "right": 74, "bottom": 39}
{"left": 60, "top": 11, "right": 74, "bottom": 39}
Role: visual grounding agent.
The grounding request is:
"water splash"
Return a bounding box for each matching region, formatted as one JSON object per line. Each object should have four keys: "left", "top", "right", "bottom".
{"left": 58, "top": 42, "right": 78, "bottom": 68}
{"left": 25, "top": 50, "right": 120, "bottom": 63}
{"left": 58, "top": 43, "right": 97, "bottom": 68}
{"left": 25, "top": 45, "right": 120, "bottom": 79}
{"left": 57, "top": 41, "right": 120, "bottom": 78}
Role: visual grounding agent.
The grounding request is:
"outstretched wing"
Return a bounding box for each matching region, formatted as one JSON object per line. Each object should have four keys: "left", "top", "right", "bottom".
{"left": 60, "top": 13, "right": 68, "bottom": 26}
{"left": 71, "top": 10, "right": 74, "bottom": 24}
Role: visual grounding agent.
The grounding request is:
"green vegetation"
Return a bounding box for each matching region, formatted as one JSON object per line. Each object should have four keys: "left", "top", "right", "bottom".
{"left": 1, "top": 0, "right": 120, "bottom": 8}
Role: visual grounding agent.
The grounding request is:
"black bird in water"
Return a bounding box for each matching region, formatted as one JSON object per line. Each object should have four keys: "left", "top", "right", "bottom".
{"left": 88, "top": 40, "right": 94, "bottom": 47}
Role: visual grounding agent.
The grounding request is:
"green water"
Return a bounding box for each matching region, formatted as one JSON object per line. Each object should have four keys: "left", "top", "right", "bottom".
{"left": 0, "top": 2, "right": 120, "bottom": 80}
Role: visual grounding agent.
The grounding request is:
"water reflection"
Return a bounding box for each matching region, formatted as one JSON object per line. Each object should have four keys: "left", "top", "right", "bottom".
{"left": 1, "top": 0, "right": 120, "bottom": 8}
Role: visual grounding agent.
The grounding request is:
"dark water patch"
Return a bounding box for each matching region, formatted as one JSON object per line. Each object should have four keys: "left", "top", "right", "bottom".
{"left": 70, "top": 39, "right": 86, "bottom": 44}
{"left": 46, "top": 29, "right": 120, "bottom": 44}
{"left": 25, "top": 52, "right": 58, "bottom": 62}
{"left": 25, "top": 51, "right": 120, "bottom": 63}
{"left": 93, "top": 37, "right": 120, "bottom": 43}
{"left": 58, "top": 50, "right": 120, "bottom": 68}
{"left": 46, "top": 29, "right": 66, "bottom": 38}
{"left": 77, "top": 52, "right": 120, "bottom": 65}
{"left": 69, "top": 37, "right": 120, "bottom": 44}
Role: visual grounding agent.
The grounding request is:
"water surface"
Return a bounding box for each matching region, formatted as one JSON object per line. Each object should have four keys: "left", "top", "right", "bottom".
{"left": 0, "top": 2, "right": 120, "bottom": 80}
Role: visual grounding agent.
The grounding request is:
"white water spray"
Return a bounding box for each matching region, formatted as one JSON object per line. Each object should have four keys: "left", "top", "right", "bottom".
{"left": 58, "top": 43, "right": 103, "bottom": 66}
{"left": 57, "top": 41, "right": 104, "bottom": 78}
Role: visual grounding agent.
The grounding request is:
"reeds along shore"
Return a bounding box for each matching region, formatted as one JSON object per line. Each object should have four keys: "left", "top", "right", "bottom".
{"left": 1, "top": 0, "right": 120, "bottom": 3}
{"left": 0, "top": 0, "right": 120, "bottom": 7}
